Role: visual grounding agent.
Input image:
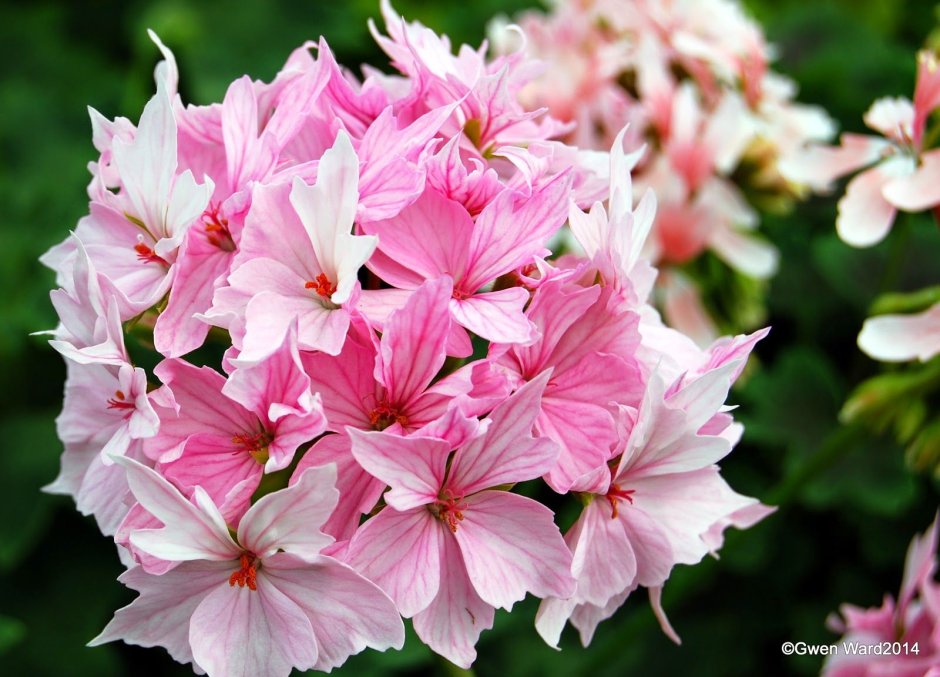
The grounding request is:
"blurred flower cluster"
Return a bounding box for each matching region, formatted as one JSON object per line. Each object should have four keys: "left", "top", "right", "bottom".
{"left": 789, "top": 50, "right": 940, "bottom": 478}
{"left": 490, "top": 0, "right": 835, "bottom": 343}
{"left": 40, "top": 2, "right": 772, "bottom": 674}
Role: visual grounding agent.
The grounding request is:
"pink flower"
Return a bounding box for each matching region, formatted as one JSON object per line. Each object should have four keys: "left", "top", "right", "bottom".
{"left": 92, "top": 458, "right": 404, "bottom": 675}
{"left": 362, "top": 173, "right": 571, "bottom": 352}
{"left": 206, "top": 131, "right": 377, "bottom": 358}
{"left": 344, "top": 375, "right": 575, "bottom": 667}
{"left": 783, "top": 51, "right": 940, "bottom": 247}
{"left": 824, "top": 514, "right": 940, "bottom": 676}
{"left": 145, "top": 325, "right": 326, "bottom": 522}
{"left": 536, "top": 345, "right": 773, "bottom": 648}
{"left": 491, "top": 277, "right": 643, "bottom": 492}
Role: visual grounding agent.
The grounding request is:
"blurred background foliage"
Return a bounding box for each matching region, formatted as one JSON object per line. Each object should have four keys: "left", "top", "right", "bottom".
{"left": 2, "top": 0, "right": 940, "bottom": 675}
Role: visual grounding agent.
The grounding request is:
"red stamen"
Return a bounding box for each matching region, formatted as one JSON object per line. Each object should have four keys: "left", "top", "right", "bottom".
{"left": 451, "top": 288, "right": 469, "bottom": 301}
{"left": 605, "top": 485, "right": 635, "bottom": 520}
{"left": 304, "top": 273, "right": 337, "bottom": 299}
{"left": 202, "top": 204, "right": 236, "bottom": 252}
{"left": 106, "top": 390, "right": 136, "bottom": 411}
{"left": 431, "top": 491, "right": 468, "bottom": 533}
{"left": 368, "top": 399, "right": 408, "bottom": 431}
{"left": 134, "top": 242, "right": 169, "bottom": 266}
{"left": 231, "top": 430, "right": 272, "bottom": 465}
{"left": 228, "top": 553, "right": 258, "bottom": 591}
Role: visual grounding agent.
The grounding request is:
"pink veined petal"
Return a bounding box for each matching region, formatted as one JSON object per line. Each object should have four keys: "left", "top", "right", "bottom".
{"left": 347, "top": 428, "right": 449, "bottom": 510}
{"left": 290, "top": 433, "right": 386, "bottom": 542}
{"left": 449, "top": 287, "right": 534, "bottom": 345}
{"left": 262, "top": 553, "right": 405, "bottom": 672}
{"left": 534, "top": 595, "right": 578, "bottom": 649}
{"left": 412, "top": 531, "right": 495, "bottom": 669}
{"left": 222, "top": 76, "right": 274, "bottom": 191}
{"left": 454, "top": 490, "right": 575, "bottom": 610}
{"left": 356, "top": 287, "right": 414, "bottom": 328}
{"left": 629, "top": 467, "right": 762, "bottom": 566}
{"left": 379, "top": 276, "right": 453, "bottom": 405}
{"left": 649, "top": 586, "right": 682, "bottom": 645}
{"left": 463, "top": 173, "right": 571, "bottom": 290}
{"left": 344, "top": 507, "right": 445, "bottom": 617}
{"left": 161, "top": 431, "right": 261, "bottom": 523}
{"left": 568, "top": 588, "right": 633, "bottom": 648}
{"left": 883, "top": 149, "right": 940, "bottom": 212}
{"left": 857, "top": 302, "right": 940, "bottom": 363}
{"left": 113, "top": 456, "right": 239, "bottom": 564}
{"left": 361, "top": 187, "right": 474, "bottom": 283}
{"left": 619, "top": 505, "right": 675, "bottom": 588}
{"left": 153, "top": 231, "right": 231, "bottom": 358}
{"left": 242, "top": 287, "right": 350, "bottom": 358}
{"left": 189, "top": 571, "right": 318, "bottom": 677}
{"left": 448, "top": 372, "right": 557, "bottom": 496}
{"left": 566, "top": 500, "right": 638, "bottom": 608}
{"left": 238, "top": 465, "right": 338, "bottom": 560}
{"left": 88, "top": 561, "right": 231, "bottom": 665}
{"left": 836, "top": 160, "right": 910, "bottom": 248}
{"left": 302, "top": 318, "right": 379, "bottom": 431}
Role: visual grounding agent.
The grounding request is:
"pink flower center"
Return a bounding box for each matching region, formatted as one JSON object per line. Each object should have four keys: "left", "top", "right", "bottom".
{"left": 451, "top": 288, "right": 470, "bottom": 301}
{"left": 368, "top": 400, "right": 408, "bottom": 431}
{"left": 106, "top": 389, "right": 136, "bottom": 411}
{"left": 232, "top": 430, "right": 273, "bottom": 465}
{"left": 430, "top": 491, "right": 468, "bottom": 533}
{"left": 228, "top": 553, "right": 259, "bottom": 591}
{"left": 202, "top": 204, "right": 236, "bottom": 252}
{"left": 133, "top": 242, "right": 169, "bottom": 266}
{"left": 305, "top": 273, "right": 337, "bottom": 299}
{"left": 605, "top": 485, "right": 635, "bottom": 520}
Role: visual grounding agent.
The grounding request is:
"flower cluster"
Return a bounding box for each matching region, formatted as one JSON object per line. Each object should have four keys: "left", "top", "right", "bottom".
{"left": 491, "top": 0, "right": 834, "bottom": 343}
{"left": 42, "top": 4, "right": 770, "bottom": 674}
{"left": 824, "top": 515, "right": 940, "bottom": 676}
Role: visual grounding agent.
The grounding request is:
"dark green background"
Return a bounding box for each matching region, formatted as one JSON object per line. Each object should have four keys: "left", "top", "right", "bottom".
{"left": 2, "top": 0, "right": 939, "bottom": 674}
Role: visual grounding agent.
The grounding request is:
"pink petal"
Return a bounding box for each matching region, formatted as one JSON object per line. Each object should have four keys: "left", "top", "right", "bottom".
{"left": 263, "top": 553, "right": 405, "bottom": 671}
{"left": 464, "top": 174, "right": 571, "bottom": 291}
{"left": 348, "top": 429, "right": 449, "bottom": 510}
{"left": 454, "top": 490, "right": 575, "bottom": 610}
{"left": 448, "top": 373, "right": 557, "bottom": 495}
{"left": 153, "top": 232, "right": 231, "bottom": 358}
{"left": 857, "top": 302, "right": 940, "bottom": 362}
{"left": 114, "top": 456, "right": 239, "bottom": 565}
{"left": 189, "top": 572, "right": 318, "bottom": 677}
{"left": 379, "top": 276, "right": 453, "bottom": 405}
{"left": 836, "top": 161, "right": 908, "bottom": 248}
{"left": 883, "top": 149, "right": 940, "bottom": 211}
{"left": 89, "top": 561, "right": 230, "bottom": 665}
{"left": 412, "top": 532, "right": 495, "bottom": 669}
{"left": 291, "top": 433, "right": 386, "bottom": 541}
{"left": 344, "top": 507, "right": 444, "bottom": 617}
{"left": 238, "top": 464, "right": 337, "bottom": 559}
{"left": 449, "top": 288, "right": 534, "bottom": 345}
{"left": 361, "top": 188, "right": 473, "bottom": 284}
{"left": 566, "top": 500, "right": 638, "bottom": 607}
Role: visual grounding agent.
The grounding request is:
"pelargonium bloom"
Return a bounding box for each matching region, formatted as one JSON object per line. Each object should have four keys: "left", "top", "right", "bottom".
{"left": 93, "top": 458, "right": 404, "bottom": 675}
{"left": 824, "top": 514, "right": 940, "bottom": 676}
{"left": 782, "top": 50, "right": 940, "bottom": 247}
{"left": 344, "top": 376, "right": 576, "bottom": 667}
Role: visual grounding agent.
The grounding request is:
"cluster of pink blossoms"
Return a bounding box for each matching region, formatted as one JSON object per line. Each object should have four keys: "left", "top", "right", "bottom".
{"left": 42, "top": 5, "right": 772, "bottom": 674}
{"left": 490, "top": 0, "right": 834, "bottom": 343}
{"left": 824, "top": 516, "right": 940, "bottom": 676}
